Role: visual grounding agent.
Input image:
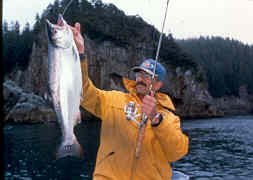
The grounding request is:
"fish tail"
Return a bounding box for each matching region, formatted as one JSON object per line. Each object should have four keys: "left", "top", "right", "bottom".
{"left": 56, "top": 137, "right": 84, "bottom": 159}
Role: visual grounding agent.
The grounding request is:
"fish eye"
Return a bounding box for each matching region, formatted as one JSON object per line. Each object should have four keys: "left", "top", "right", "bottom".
{"left": 52, "top": 28, "right": 57, "bottom": 34}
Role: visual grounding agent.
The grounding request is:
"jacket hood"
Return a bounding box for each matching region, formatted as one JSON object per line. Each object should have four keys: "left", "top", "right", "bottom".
{"left": 122, "top": 78, "right": 175, "bottom": 111}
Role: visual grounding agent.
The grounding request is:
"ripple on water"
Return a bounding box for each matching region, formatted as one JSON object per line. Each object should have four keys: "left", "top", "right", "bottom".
{"left": 4, "top": 116, "right": 253, "bottom": 179}
{"left": 80, "top": 174, "right": 90, "bottom": 178}
{"left": 4, "top": 172, "right": 12, "bottom": 177}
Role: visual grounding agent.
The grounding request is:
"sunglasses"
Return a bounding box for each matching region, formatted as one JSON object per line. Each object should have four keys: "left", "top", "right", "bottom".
{"left": 135, "top": 71, "right": 158, "bottom": 81}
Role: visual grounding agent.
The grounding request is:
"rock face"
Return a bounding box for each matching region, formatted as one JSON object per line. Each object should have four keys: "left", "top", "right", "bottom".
{"left": 5, "top": 30, "right": 253, "bottom": 122}
{"left": 3, "top": 80, "right": 56, "bottom": 123}
{"left": 214, "top": 96, "right": 253, "bottom": 116}
{"left": 9, "top": 29, "right": 151, "bottom": 96}
{"left": 167, "top": 68, "right": 222, "bottom": 118}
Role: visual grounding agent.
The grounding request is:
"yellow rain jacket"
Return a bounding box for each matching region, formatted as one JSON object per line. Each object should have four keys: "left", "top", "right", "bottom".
{"left": 80, "top": 59, "right": 189, "bottom": 180}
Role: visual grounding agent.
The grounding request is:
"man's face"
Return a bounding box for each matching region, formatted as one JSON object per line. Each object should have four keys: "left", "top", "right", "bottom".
{"left": 135, "top": 71, "right": 153, "bottom": 96}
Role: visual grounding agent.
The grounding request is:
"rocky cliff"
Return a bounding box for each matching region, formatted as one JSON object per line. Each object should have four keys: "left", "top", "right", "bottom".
{"left": 3, "top": 80, "right": 56, "bottom": 123}
{"left": 4, "top": 0, "right": 253, "bottom": 123}
{"left": 4, "top": 22, "right": 253, "bottom": 123}
{"left": 3, "top": 30, "right": 226, "bottom": 123}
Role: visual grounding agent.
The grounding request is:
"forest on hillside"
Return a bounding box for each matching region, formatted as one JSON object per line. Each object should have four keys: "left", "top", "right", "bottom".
{"left": 3, "top": 0, "right": 253, "bottom": 98}
{"left": 177, "top": 37, "right": 253, "bottom": 97}
{"left": 3, "top": 21, "right": 34, "bottom": 74}
{"left": 3, "top": 0, "right": 197, "bottom": 74}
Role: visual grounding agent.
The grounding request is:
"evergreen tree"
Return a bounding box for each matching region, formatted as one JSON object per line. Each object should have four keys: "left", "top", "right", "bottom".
{"left": 178, "top": 37, "right": 253, "bottom": 97}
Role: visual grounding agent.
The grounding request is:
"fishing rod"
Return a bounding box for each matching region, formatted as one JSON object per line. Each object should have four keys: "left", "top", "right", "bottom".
{"left": 135, "top": 0, "right": 171, "bottom": 159}
{"left": 154, "top": 0, "right": 170, "bottom": 77}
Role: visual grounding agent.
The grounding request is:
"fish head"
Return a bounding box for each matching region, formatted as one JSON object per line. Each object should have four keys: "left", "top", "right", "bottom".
{"left": 46, "top": 14, "right": 73, "bottom": 49}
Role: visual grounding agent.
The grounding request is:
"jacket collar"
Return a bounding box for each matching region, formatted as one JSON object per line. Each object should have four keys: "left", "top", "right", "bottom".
{"left": 122, "top": 78, "right": 175, "bottom": 111}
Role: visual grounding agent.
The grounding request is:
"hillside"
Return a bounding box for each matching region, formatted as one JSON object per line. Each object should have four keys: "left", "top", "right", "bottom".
{"left": 177, "top": 37, "right": 253, "bottom": 97}
{"left": 3, "top": 0, "right": 198, "bottom": 75}
{"left": 3, "top": 0, "right": 253, "bottom": 121}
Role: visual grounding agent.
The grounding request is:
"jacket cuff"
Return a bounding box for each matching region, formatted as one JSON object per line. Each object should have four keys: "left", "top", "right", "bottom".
{"left": 152, "top": 114, "right": 170, "bottom": 131}
{"left": 152, "top": 112, "right": 176, "bottom": 136}
{"left": 151, "top": 113, "right": 163, "bottom": 127}
{"left": 79, "top": 53, "right": 86, "bottom": 61}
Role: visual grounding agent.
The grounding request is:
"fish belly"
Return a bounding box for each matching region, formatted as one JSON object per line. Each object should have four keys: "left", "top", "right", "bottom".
{"left": 59, "top": 48, "right": 82, "bottom": 143}
{"left": 49, "top": 46, "right": 83, "bottom": 159}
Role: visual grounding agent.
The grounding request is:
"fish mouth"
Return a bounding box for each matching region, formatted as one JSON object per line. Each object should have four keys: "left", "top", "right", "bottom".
{"left": 46, "top": 14, "right": 65, "bottom": 28}
{"left": 45, "top": 15, "right": 66, "bottom": 44}
{"left": 45, "top": 14, "right": 71, "bottom": 48}
{"left": 57, "top": 14, "right": 65, "bottom": 27}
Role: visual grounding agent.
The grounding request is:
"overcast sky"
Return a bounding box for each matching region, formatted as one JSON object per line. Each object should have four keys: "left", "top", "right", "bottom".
{"left": 3, "top": 0, "right": 253, "bottom": 45}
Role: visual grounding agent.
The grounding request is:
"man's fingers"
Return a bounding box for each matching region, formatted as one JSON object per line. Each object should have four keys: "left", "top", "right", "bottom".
{"left": 68, "top": 22, "right": 84, "bottom": 53}
{"left": 143, "top": 95, "right": 156, "bottom": 104}
{"left": 68, "top": 22, "right": 81, "bottom": 36}
{"left": 75, "top": 22, "right": 81, "bottom": 32}
{"left": 69, "top": 25, "right": 75, "bottom": 31}
{"left": 68, "top": 25, "right": 78, "bottom": 36}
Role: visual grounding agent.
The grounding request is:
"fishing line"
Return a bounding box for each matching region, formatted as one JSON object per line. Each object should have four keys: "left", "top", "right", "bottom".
{"left": 62, "top": 0, "right": 74, "bottom": 16}
{"left": 152, "top": 0, "right": 170, "bottom": 78}
{"left": 134, "top": 0, "right": 171, "bottom": 160}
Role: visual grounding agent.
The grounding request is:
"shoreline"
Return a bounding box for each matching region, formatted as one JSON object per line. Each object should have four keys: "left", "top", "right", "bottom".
{"left": 3, "top": 114, "right": 253, "bottom": 125}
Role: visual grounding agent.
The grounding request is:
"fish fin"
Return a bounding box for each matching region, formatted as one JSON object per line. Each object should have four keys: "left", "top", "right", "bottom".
{"left": 72, "top": 46, "right": 79, "bottom": 61}
{"left": 80, "top": 87, "right": 84, "bottom": 101}
{"left": 44, "top": 92, "right": 54, "bottom": 109}
{"left": 76, "top": 110, "right": 82, "bottom": 124}
{"left": 56, "top": 138, "right": 84, "bottom": 159}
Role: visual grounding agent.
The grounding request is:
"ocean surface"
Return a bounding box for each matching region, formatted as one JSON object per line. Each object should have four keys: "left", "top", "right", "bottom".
{"left": 3, "top": 116, "right": 253, "bottom": 180}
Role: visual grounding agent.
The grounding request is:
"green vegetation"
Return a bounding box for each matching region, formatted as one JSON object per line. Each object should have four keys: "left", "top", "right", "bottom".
{"left": 4, "top": 0, "right": 252, "bottom": 98}
{"left": 3, "top": 0, "right": 197, "bottom": 75}
{"left": 177, "top": 37, "right": 253, "bottom": 97}
{"left": 3, "top": 21, "right": 34, "bottom": 74}
{"left": 37, "top": 0, "right": 198, "bottom": 70}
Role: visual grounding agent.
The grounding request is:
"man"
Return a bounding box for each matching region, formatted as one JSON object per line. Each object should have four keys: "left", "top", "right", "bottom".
{"left": 71, "top": 23, "right": 189, "bottom": 180}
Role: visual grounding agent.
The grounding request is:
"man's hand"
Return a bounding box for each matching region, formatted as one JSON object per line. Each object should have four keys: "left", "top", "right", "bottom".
{"left": 142, "top": 91, "right": 157, "bottom": 120}
{"left": 69, "top": 22, "right": 85, "bottom": 54}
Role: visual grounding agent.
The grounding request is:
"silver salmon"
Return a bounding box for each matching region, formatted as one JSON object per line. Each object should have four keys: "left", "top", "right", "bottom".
{"left": 46, "top": 14, "right": 83, "bottom": 159}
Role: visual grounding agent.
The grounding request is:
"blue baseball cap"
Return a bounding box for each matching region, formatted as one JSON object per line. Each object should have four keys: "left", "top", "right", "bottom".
{"left": 132, "top": 59, "right": 167, "bottom": 82}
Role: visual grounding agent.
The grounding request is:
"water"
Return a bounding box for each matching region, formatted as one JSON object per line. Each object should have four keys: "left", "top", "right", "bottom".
{"left": 3, "top": 116, "right": 253, "bottom": 179}
{"left": 4, "top": 119, "right": 100, "bottom": 180}
{"left": 173, "top": 116, "right": 253, "bottom": 180}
